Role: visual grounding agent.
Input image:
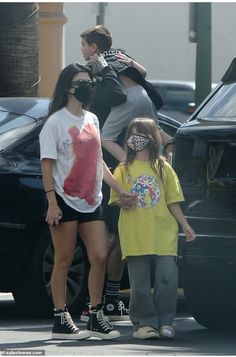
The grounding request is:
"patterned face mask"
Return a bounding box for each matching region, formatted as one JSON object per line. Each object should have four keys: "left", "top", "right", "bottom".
{"left": 127, "top": 134, "right": 150, "bottom": 152}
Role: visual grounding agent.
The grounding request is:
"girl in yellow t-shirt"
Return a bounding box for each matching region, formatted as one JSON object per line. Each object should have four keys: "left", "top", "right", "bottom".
{"left": 109, "top": 117, "right": 196, "bottom": 340}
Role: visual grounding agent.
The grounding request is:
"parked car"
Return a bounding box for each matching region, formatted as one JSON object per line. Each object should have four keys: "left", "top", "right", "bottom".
{"left": 0, "top": 97, "right": 180, "bottom": 317}
{"left": 170, "top": 58, "right": 236, "bottom": 329}
{"left": 150, "top": 80, "right": 217, "bottom": 123}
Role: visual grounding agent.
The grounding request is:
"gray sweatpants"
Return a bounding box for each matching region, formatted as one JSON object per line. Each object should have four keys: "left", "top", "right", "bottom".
{"left": 126, "top": 255, "right": 178, "bottom": 331}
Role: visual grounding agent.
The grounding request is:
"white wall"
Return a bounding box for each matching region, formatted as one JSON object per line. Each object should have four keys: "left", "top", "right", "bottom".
{"left": 63, "top": 2, "right": 236, "bottom": 83}
{"left": 212, "top": 3, "right": 236, "bottom": 82}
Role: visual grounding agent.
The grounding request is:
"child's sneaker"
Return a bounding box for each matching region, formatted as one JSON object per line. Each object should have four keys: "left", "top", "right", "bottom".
{"left": 159, "top": 325, "right": 175, "bottom": 338}
{"left": 80, "top": 305, "right": 90, "bottom": 322}
{"left": 80, "top": 303, "right": 109, "bottom": 323}
{"left": 52, "top": 308, "right": 90, "bottom": 339}
{"left": 86, "top": 303, "right": 120, "bottom": 339}
{"left": 104, "top": 299, "right": 130, "bottom": 321}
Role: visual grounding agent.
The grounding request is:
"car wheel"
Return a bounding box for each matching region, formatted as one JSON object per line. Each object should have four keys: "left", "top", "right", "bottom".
{"left": 13, "top": 227, "right": 89, "bottom": 317}
{"left": 183, "top": 264, "right": 236, "bottom": 330}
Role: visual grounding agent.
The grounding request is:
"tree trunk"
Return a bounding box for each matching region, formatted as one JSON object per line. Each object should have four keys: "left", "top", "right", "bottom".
{"left": 0, "top": 3, "right": 39, "bottom": 97}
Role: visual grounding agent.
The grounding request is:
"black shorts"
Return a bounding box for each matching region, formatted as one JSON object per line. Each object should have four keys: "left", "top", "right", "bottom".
{"left": 50, "top": 192, "right": 104, "bottom": 223}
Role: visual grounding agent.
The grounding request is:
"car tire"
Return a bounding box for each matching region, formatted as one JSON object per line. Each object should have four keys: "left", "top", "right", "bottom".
{"left": 13, "top": 227, "right": 89, "bottom": 318}
{"left": 183, "top": 265, "right": 236, "bottom": 330}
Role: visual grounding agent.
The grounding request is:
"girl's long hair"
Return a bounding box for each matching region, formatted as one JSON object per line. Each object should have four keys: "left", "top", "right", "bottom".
{"left": 124, "top": 117, "right": 165, "bottom": 179}
{"left": 48, "top": 63, "right": 93, "bottom": 118}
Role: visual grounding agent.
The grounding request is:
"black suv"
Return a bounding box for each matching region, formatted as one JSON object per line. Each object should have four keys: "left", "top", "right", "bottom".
{"left": 0, "top": 97, "right": 180, "bottom": 317}
{"left": 172, "top": 58, "right": 236, "bottom": 329}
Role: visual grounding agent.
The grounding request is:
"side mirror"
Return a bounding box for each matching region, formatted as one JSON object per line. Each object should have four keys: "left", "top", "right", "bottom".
{"left": 186, "top": 102, "right": 196, "bottom": 114}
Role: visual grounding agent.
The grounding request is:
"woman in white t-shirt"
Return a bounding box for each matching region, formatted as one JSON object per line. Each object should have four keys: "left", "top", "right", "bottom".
{"left": 39, "top": 63, "right": 135, "bottom": 341}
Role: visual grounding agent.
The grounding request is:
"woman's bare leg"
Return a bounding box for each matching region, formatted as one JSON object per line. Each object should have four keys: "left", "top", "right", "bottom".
{"left": 79, "top": 220, "right": 108, "bottom": 307}
{"left": 50, "top": 221, "right": 78, "bottom": 310}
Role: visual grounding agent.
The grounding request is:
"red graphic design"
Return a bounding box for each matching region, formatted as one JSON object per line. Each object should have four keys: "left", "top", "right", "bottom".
{"left": 63, "top": 124, "right": 100, "bottom": 205}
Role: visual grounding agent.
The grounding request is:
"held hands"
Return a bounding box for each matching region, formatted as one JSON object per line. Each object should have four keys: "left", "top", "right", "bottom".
{"left": 45, "top": 204, "right": 62, "bottom": 227}
{"left": 118, "top": 191, "right": 137, "bottom": 209}
{"left": 87, "top": 54, "right": 108, "bottom": 76}
{"left": 182, "top": 223, "right": 196, "bottom": 242}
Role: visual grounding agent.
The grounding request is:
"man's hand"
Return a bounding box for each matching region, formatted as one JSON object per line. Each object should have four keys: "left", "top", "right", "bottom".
{"left": 87, "top": 54, "right": 108, "bottom": 76}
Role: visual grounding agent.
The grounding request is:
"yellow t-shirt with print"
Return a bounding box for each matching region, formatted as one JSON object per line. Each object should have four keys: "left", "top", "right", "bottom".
{"left": 109, "top": 159, "right": 185, "bottom": 259}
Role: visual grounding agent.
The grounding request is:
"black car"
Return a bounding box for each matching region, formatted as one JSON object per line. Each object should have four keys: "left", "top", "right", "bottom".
{"left": 0, "top": 97, "right": 180, "bottom": 317}
{"left": 171, "top": 58, "right": 236, "bottom": 329}
{"left": 150, "top": 80, "right": 217, "bottom": 123}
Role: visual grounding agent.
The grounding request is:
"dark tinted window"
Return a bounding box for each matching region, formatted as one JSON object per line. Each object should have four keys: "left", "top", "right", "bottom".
{"left": 208, "top": 141, "right": 236, "bottom": 185}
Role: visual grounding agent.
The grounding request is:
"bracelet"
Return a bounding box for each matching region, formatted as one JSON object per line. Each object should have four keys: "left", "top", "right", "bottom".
{"left": 45, "top": 189, "right": 54, "bottom": 194}
{"left": 130, "top": 59, "right": 134, "bottom": 67}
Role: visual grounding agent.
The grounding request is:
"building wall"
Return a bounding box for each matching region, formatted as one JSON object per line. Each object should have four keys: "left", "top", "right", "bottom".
{"left": 63, "top": 2, "right": 236, "bottom": 83}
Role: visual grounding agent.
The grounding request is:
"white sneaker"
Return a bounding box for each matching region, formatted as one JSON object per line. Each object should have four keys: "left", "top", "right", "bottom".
{"left": 159, "top": 325, "right": 175, "bottom": 338}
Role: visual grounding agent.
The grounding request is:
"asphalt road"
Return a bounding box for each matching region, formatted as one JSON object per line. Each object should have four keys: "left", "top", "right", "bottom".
{"left": 1, "top": 294, "right": 236, "bottom": 356}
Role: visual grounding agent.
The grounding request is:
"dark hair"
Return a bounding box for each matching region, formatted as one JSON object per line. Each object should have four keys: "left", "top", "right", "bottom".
{"left": 124, "top": 117, "right": 165, "bottom": 178}
{"left": 80, "top": 25, "right": 112, "bottom": 52}
{"left": 48, "top": 63, "right": 93, "bottom": 117}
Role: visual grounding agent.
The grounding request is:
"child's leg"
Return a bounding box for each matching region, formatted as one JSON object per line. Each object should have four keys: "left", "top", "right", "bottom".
{"left": 153, "top": 256, "right": 178, "bottom": 326}
{"left": 127, "top": 255, "right": 159, "bottom": 331}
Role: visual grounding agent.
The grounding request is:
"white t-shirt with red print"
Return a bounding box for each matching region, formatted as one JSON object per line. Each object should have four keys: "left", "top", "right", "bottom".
{"left": 39, "top": 107, "right": 103, "bottom": 213}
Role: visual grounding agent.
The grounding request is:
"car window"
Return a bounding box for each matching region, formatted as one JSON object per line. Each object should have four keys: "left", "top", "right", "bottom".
{"left": 0, "top": 111, "right": 35, "bottom": 151}
{"left": 197, "top": 83, "right": 236, "bottom": 119}
{"left": 208, "top": 140, "right": 236, "bottom": 188}
{"left": 153, "top": 84, "right": 194, "bottom": 112}
{"left": 165, "top": 87, "right": 194, "bottom": 107}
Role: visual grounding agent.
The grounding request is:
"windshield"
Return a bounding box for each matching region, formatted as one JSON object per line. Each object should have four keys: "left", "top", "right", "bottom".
{"left": 197, "top": 83, "right": 236, "bottom": 119}
{"left": 0, "top": 111, "right": 36, "bottom": 151}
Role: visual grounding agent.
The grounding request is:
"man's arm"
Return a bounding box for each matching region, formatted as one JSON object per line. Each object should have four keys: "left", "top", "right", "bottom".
{"left": 102, "top": 139, "right": 126, "bottom": 163}
{"left": 160, "top": 131, "right": 172, "bottom": 146}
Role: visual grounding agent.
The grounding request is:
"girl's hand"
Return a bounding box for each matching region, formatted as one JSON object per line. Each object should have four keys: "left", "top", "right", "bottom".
{"left": 115, "top": 53, "right": 133, "bottom": 67}
{"left": 46, "top": 204, "right": 62, "bottom": 226}
{"left": 182, "top": 223, "right": 196, "bottom": 242}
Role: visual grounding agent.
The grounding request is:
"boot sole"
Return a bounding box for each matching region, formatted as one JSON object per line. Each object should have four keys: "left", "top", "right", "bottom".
{"left": 52, "top": 331, "right": 91, "bottom": 340}
{"left": 82, "top": 315, "right": 129, "bottom": 322}
{"left": 86, "top": 330, "right": 121, "bottom": 340}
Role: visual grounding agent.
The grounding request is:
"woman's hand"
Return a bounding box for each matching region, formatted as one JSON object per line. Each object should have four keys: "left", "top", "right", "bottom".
{"left": 118, "top": 191, "right": 137, "bottom": 209}
{"left": 46, "top": 203, "right": 62, "bottom": 227}
{"left": 115, "top": 53, "right": 133, "bottom": 67}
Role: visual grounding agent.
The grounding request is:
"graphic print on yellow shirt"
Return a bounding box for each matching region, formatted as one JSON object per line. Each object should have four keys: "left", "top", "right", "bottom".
{"left": 129, "top": 175, "right": 161, "bottom": 208}
{"left": 109, "top": 160, "right": 185, "bottom": 259}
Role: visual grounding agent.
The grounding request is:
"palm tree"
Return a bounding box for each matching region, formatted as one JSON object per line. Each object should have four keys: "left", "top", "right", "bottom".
{"left": 0, "top": 3, "right": 39, "bottom": 97}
